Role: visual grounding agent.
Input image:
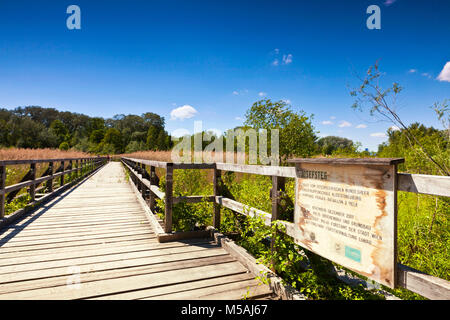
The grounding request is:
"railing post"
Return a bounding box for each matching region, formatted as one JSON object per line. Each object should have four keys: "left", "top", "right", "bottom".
{"left": 76, "top": 159, "right": 79, "bottom": 179}
{"left": 30, "top": 163, "right": 36, "bottom": 202}
{"left": 213, "top": 167, "right": 222, "bottom": 229}
{"left": 60, "top": 161, "right": 65, "bottom": 187}
{"left": 271, "top": 175, "right": 285, "bottom": 270}
{"left": 164, "top": 163, "right": 174, "bottom": 233}
{"left": 148, "top": 165, "right": 156, "bottom": 212}
{"left": 47, "top": 162, "right": 54, "bottom": 192}
{"left": 0, "top": 165, "right": 6, "bottom": 218}
{"left": 141, "top": 164, "right": 146, "bottom": 199}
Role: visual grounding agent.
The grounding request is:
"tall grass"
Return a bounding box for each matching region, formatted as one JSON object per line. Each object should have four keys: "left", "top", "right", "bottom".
{"left": 0, "top": 148, "right": 90, "bottom": 161}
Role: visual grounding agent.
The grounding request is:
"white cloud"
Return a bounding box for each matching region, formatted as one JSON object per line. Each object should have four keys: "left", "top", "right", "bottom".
{"left": 330, "top": 116, "right": 336, "bottom": 120}
{"left": 370, "top": 132, "right": 387, "bottom": 138}
{"left": 282, "top": 54, "right": 293, "bottom": 65}
{"left": 421, "top": 72, "right": 432, "bottom": 79}
{"left": 258, "top": 92, "right": 266, "bottom": 97}
{"left": 232, "top": 89, "right": 248, "bottom": 95}
{"left": 338, "top": 121, "right": 352, "bottom": 128}
{"left": 356, "top": 124, "right": 367, "bottom": 129}
{"left": 321, "top": 120, "right": 333, "bottom": 125}
{"left": 389, "top": 125, "right": 400, "bottom": 131}
{"left": 437, "top": 61, "right": 450, "bottom": 82}
{"left": 235, "top": 116, "right": 243, "bottom": 121}
{"left": 408, "top": 69, "right": 417, "bottom": 73}
{"left": 170, "top": 105, "right": 198, "bottom": 120}
{"left": 272, "top": 59, "right": 279, "bottom": 66}
{"left": 282, "top": 99, "right": 291, "bottom": 104}
{"left": 170, "top": 128, "right": 190, "bottom": 137}
{"left": 274, "top": 48, "right": 279, "bottom": 54}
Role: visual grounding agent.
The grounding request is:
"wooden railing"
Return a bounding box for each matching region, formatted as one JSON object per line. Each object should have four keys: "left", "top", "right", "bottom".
{"left": 121, "top": 157, "right": 450, "bottom": 300}
{"left": 0, "top": 156, "right": 109, "bottom": 224}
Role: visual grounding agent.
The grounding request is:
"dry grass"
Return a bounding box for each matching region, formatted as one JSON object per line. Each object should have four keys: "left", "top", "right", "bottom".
{"left": 119, "top": 150, "right": 250, "bottom": 164}
{"left": 0, "top": 148, "right": 92, "bottom": 186}
{"left": 0, "top": 148, "right": 90, "bottom": 161}
{"left": 119, "top": 150, "right": 173, "bottom": 162}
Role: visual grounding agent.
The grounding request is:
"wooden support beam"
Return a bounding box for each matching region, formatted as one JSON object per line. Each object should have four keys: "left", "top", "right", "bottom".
{"left": 164, "top": 163, "right": 174, "bottom": 233}
{"left": 148, "top": 166, "right": 156, "bottom": 212}
{"left": 29, "top": 163, "right": 36, "bottom": 202}
{"left": 0, "top": 165, "right": 5, "bottom": 218}
{"left": 60, "top": 161, "right": 65, "bottom": 187}
{"left": 213, "top": 168, "right": 222, "bottom": 229}
{"left": 47, "top": 162, "right": 54, "bottom": 192}
{"left": 270, "top": 175, "right": 285, "bottom": 268}
{"left": 172, "top": 196, "right": 215, "bottom": 204}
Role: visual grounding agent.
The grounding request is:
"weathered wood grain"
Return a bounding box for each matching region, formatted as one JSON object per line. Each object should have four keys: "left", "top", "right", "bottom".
{"left": 0, "top": 161, "right": 273, "bottom": 300}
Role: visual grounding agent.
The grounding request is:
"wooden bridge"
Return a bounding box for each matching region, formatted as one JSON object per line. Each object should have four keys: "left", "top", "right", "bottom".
{"left": 0, "top": 157, "right": 449, "bottom": 300}
{"left": 0, "top": 161, "right": 275, "bottom": 300}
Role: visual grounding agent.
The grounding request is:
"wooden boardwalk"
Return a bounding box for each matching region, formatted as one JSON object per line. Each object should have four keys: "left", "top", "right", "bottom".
{"left": 0, "top": 162, "right": 273, "bottom": 300}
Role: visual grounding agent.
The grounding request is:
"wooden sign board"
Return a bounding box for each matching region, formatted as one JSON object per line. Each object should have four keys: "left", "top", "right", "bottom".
{"left": 288, "top": 158, "right": 404, "bottom": 288}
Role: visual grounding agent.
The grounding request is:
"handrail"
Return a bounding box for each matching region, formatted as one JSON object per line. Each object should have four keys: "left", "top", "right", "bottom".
{"left": 122, "top": 157, "right": 450, "bottom": 197}
{"left": 0, "top": 156, "right": 109, "bottom": 219}
{"left": 120, "top": 157, "right": 450, "bottom": 300}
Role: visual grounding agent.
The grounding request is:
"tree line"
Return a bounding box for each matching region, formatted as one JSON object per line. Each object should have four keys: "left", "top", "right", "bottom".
{"left": 0, "top": 106, "right": 173, "bottom": 154}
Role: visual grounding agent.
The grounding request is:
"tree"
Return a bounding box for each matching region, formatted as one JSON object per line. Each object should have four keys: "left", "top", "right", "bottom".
{"left": 102, "top": 128, "right": 123, "bottom": 153}
{"left": 244, "top": 99, "right": 317, "bottom": 162}
{"left": 350, "top": 61, "right": 449, "bottom": 176}
{"left": 147, "top": 125, "right": 160, "bottom": 150}
{"left": 49, "top": 119, "right": 69, "bottom": 144}
{"left": 317, "top": 136, "right": 355, "bottom": 155}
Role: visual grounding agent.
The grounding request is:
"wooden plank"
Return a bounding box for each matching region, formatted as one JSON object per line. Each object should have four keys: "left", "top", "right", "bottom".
{"left": 216, "top": 197, "right": 272, "bottom": 226}
{"left": 0, "top": 224, "right": 151, "bottom": 243}
{"left": 0, "top": 157, "right": 107, "bottom": 166}
{"left": 287, "top": 157, "right": 405, "bottom": 165}
{"left": 0, "top": 234, "right": 157, "bottom": 255}
{"left": 217, "top": 233, "right": 305, "bottom": 300}
{"left": 216, "top": 162, "right": 296, "bottom": 178}
{"left": 0, "top": 254, "right": 235, "bottom": 295}
{"left": 0, "top": 242, "right": 220, "bottom": 274}
{"left": 0, "top": 239, "right": 213, "bottom": 265}
{"left": 92, "top": 273, "right": 256, "bottom": 300}
{"left": 213, "top": 168, "right": 221, "bottom": 229}
{"left": 397, "top": 264, "right": 450, "bottom": 300}
{"left": 145, "top": 278, "right": 272, "bottom": 300}
{"left": 0, "top": 239, "right": 156, "bottom": 260}
{"left": 4, "top": 217, "right": 148, "bottom": 232}
{"left": 173, "top": 195, "right": 215, "bottom": 204}
{"left": 165, "top": 163, "right": 173, "bottom": 233}
{"left": 0, "top": 165, "right": 5, "bottom": 218}
{"left": 0, "top": 261, "right": 248, "bottom": 299}
{"left": 397, "top": 173, "right": 450, "bottom": 197}
{"left": 157, "top": 230, "right": 212, "bottom": 243}
{"left": 121, "top": 157, "right": 167, "bottom": 169}
{"left": 127, "top": 174, "right": 165, "bottom": 234}
{"left": 172, "top": 163, "right": 216, "bottom": 170}
{"left": 0, "top": 230, "right": 156, "bottom": 249}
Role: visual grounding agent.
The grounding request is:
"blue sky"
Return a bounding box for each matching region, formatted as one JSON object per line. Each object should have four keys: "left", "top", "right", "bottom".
{"left": 0, "top": 0, "right": 449, "bottom": 151}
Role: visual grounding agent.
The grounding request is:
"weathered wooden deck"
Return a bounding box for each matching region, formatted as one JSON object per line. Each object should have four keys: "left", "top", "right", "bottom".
{"left": 0, "top": 162, "right": 273, "bottom": 300}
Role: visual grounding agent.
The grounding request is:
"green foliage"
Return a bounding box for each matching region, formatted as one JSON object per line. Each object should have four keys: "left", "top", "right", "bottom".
{"left": 244, "top": 99, "right": 317, "bottom": 161}
{"left": 378, "top": 123, "right": 449, "bottom": 175}
{"left": 0, "top": 106, "right": 172, "bottom": 154}
{"left": 317, "top": 136, "right": 356, "bottom": 155}
{"left": 59, "top": 141, "right": 69, "bottom": 151}
{"left": 5, "top": 193, "right": 31, "bottom": 216}
{"left": 156, "top": 169, "right": 214, "bottom": 231}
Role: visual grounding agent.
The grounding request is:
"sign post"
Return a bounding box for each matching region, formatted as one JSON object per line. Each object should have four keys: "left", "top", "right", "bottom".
{"left": 287, "top": 158, "right": 404, "bottom": 288}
